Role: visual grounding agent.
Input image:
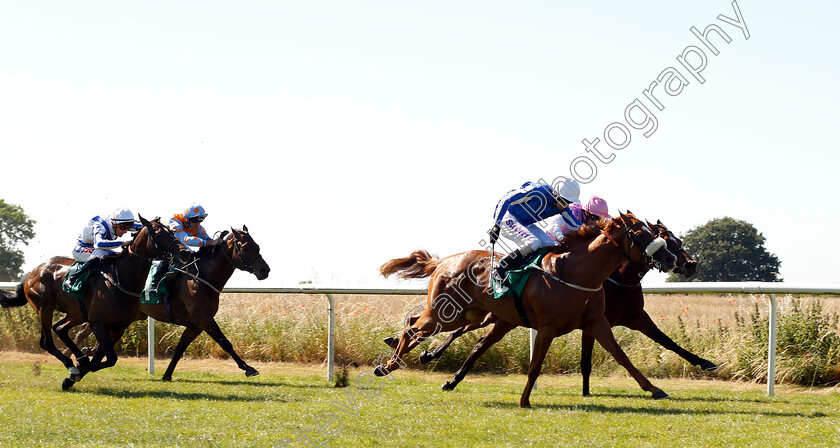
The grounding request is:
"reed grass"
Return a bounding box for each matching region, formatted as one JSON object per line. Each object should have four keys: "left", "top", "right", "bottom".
{"left": 2, "top": 293, "right": 838, "bottom": 386}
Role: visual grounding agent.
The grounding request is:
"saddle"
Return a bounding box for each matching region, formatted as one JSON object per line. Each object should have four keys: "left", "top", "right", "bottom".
{"left": 61, "top": 262, "right": 91, "bottom": 302}
{"left": 492, "top": 248, "right": 552, "bottom": 300}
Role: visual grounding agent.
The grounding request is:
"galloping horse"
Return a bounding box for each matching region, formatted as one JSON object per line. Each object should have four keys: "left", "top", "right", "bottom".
{"left": 376, "top": 212, "right": 676, "bottom": 407}
{"left": 0, "top": 217, "right": 192, "bottom": 389}
{"left": 385, "top": 220, "right": 717, "bottom": 396}
{"left": 70, "top": 226, "right": 270, "bottom": 380}
{"left": 579, "top": 221, "right": 716, "bottom": 395}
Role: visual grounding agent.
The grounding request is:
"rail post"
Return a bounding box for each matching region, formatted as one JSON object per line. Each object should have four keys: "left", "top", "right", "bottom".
{"left": 148, "top": 317, "right": 155, "bottom": 375}
{"left": 767, "top": 293, "right": 778, "bottom": 396}
{"left": 326, "top": 293, "right": 336, "bottom": 382}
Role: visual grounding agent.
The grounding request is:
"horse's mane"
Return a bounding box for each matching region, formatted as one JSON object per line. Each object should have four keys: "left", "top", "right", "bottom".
{"left": 559, "top": 219, "right": 618, "bottom": 249}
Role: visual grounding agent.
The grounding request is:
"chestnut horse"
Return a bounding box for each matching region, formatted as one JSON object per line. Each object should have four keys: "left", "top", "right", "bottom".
{"left": 376, "top": 212, "right": 676, "bottom": 407}
{"left": 71, "top": 226, "right": 270, "bottom": 380}
{"left": 385, "top": 220, "right": 717, "bottom": 395}
{"left": 0, "top": 217, "right": 191, "bottom": 389}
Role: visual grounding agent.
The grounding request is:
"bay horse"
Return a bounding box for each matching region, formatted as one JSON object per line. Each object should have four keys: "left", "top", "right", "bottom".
{"left": 580, "top": 221, "right": 716, "bottom": 395}
{"left": 376, "top": 212, "right": 676, "bottom": 407}
{"left": 71, "top": 226, "right": 270, "bottom": 380}
{"left": 385, "top": 220, "right": 718, "bottom": 395}
{"left": 0, "top": 216, "right": 192, "bottom": 389}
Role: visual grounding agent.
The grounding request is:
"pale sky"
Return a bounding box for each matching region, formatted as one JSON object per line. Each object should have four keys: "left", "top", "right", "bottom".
{"left": 1, "top": 1, "right": 837, "bottom": 288}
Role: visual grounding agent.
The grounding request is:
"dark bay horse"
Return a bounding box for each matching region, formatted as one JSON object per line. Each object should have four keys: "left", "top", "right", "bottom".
{"left": 376, "top": 212, "right": 676, "bottom": 407}
{"left": 386, "top": 220, "right": 717, "bottom": 395}
{"left": 0, "top": 216, "right": 191, "bottom": 389}
{"left": 71, "top": 226, "right": 270, "bottom": 380}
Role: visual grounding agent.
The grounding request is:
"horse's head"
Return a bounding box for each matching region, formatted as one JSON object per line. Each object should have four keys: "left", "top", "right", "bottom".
{"left": 227, "top": 225, "right": 270, "bottom": 280}
{"left": 612, "top": 211, "right": 676, "bottom": 272}
{"left": 136, "top": 215, "right": 193, "bottom": 265}
{"left": 648, "top": 220, "right": 697, "bottom": 278}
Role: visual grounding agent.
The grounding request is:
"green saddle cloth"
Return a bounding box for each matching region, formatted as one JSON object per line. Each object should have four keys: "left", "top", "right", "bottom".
{"left": 61, "top": 262, "right": 90, "bottom": 302}
{"left": 141, "top": 261, "right": 172, "bottom": 305}
{"left": 492, "top": 248, "right": 551, "bottom": 300}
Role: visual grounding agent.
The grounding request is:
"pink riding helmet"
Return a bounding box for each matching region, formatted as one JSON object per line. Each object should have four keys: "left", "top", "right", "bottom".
{"left": 583, "top": 196, "right": 611, "bottom": 219}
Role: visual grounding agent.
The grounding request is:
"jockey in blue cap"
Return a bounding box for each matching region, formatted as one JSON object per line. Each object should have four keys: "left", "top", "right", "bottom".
{"left": 489, "top": 178, "right": 582, "bottom": 281}
{"left": 65, "top": 207, "right": 140, "bottom": 288}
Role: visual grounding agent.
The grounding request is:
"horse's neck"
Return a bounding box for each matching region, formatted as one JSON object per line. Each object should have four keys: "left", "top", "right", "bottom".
{"left": 563, "top": 234, "right": 626, "bottom": 286}
{"left": 195, "top": 243, "right": 236, "bottom": 288}
{"left": 117, "top": 249, "right": 153, "bottom": 290}
{"left": 611, "top": 260, "right": 649, "bottom": 285}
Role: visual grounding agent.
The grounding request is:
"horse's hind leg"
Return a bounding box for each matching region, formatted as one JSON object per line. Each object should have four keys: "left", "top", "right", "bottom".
{"left": 375, "top": 312, "right": 441, "bottom": 376}
{"left": 421, "top": 314, "right": 497, "bottom": 364}
{"left": 626, "top": 311, "right": 717, "bottom": 371}
{"left": 53, "top": 316, "right": 88, "bottom": 364}
{"left": 161, "top": 325, "right": 203, "bottom": 381}
{"left": 585, "top": 316, "right": 668, "bottom": 399}
{"left": 442, "top": 319, "right": 516, "bottom": 391}
{"left": 36, "top": 308, "right": 75, "bottom": 370}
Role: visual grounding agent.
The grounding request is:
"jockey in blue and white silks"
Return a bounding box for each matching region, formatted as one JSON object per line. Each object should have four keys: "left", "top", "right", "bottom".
{"left": 489, "top": 178, "right": 582, "bottom": 281}
{"left": 66, "top": 208, "right": 139, "bottom": 287}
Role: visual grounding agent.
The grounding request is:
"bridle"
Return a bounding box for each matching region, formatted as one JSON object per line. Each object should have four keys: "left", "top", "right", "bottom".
{"left": 222, "top": 232, "right": 264, "bottom": 274}
{"left": 126, "top": 222, "right": 182, "bottom": 264}
{"left": 604, "top": 216, "right": 668, "bottom": 270}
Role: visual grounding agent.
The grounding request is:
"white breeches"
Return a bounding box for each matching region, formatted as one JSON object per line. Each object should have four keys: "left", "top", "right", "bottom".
{"left": 500, "top": 212, "right": 559, "bottom": 255}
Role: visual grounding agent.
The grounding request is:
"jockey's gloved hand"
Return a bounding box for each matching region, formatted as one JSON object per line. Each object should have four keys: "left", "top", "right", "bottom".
{"left": 489, "top": 225, "right": 501, "bottom": 244}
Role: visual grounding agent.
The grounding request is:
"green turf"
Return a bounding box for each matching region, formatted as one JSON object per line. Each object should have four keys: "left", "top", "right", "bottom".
{"left": 0, "top": 359, "right": 837, "bottom": 448}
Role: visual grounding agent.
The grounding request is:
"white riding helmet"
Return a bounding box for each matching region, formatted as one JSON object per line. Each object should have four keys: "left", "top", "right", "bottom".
{"left": 553, "top": 177, "right": 581, "bottom": 204}
{"left": 111, "top": 207, "right": 136, "bottom": 224}
{"left": 184, "top": 203, "right": 208, "bottom": 219}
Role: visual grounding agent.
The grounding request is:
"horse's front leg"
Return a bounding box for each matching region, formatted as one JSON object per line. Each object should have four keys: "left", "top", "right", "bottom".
{"left": 584, "top": 316, "right": 669, "bottom": 399}
{"left": 519, "top": 326, "right": 555, "bottom": 408}
{"left": 626, "top": 311, "right": 718, "bottom": 371}
{"left": 196, "top": 313, "right": 258, "bottom": 377}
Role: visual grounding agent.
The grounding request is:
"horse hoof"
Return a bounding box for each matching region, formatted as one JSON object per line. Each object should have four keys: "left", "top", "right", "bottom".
{"left": 700, "top": 360, "right": 718, "bottom": 371}
{"left": 383, "top": 336, "right": 397, "bottom": 348}
{"left": 161, "top": 375, "right": 172, "bottom": 382}
{"left": 441, "top": 381, "right": 456, "bottom": 391}
{"left": 373, "top": 365, "right": 389, "bottom": 377}
{"left": 519, "top": 400, "right": 532, "bottom": 408}
{"left": 652, "top": 390, "right": 670, "bottom": 400}
{"left": 245, "top": 367, "right": 260, "bottom": 377}
{"left": 61, "top": 378, "right": 75, "bottom": 391}
{"left": 419, "top": 351, "right": 434, "bottom": 364}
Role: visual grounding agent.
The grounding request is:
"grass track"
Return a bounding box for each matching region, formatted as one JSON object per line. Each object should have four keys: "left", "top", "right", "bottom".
{"left": 0, "top": 352, "right": 838, "bottom": 448}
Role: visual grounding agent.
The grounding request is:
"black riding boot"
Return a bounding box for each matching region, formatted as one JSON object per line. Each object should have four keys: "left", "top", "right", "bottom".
{"left": 147, "top": 258, "right": 171, "bottom": 295}
{"left": 65, "top": 257, "right": 101, "bottom": 289}
{"left": 493, "top": 248, "right": 530, "bottom": 282}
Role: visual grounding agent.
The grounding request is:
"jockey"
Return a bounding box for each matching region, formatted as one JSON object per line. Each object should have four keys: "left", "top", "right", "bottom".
{"left": 489, "top": 178, "right": 582, "bottom": 281}
{"left": 147, "top": 203, "right": 220, "bottom": 295}
{"left": 65, "top": 208, "right": 139, "bottom": 287}
{"left": 571, "top": 195, "right": 612, "bottom": 227}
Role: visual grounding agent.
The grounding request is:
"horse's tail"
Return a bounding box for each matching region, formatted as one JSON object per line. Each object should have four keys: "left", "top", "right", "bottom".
{"left": 0, "top": 283, "right": 27, "bottom": 308}
{"left": 380, "top": 250, "right": 442, "bottom": 280}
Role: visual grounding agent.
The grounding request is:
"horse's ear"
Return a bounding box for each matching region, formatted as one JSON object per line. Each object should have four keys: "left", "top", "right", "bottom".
{"left": 230, "top": 227, "right": 240, "bottom": 238}
{"left": 139, "top": 215, "right": 151, "bottom": 226}
{"left": 242, "top": 224, "right": 249, "bottom": 233}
